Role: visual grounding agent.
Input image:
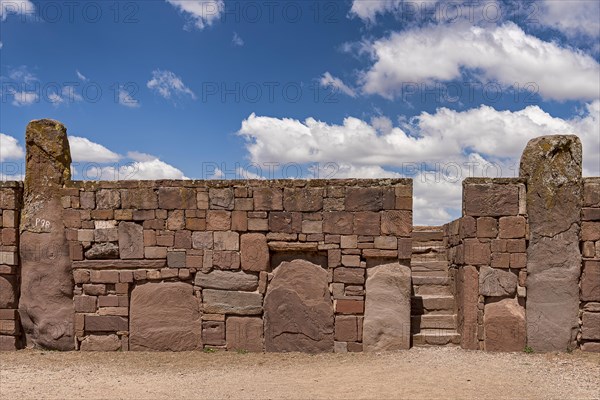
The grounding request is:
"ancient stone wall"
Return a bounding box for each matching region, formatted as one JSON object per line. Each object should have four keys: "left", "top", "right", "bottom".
{"left": 59, "top": 179, "right": 412, "bottom": 352}
{"left": 580, "top": 178, "right": 600, "bottom": 352}
{"left": 446, "top": 178, "right": 527, "bottom": 351}
{"left": 0, "top": 182, "right": 23, "bottom": 350}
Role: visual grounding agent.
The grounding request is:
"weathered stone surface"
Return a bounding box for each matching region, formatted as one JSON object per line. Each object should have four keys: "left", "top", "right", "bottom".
{"left": 581, "top": 312, "right": 600, "bottom": 340}
{"left": 158, "top": 187, "right": 196, "bottom": 210}
{"left": 479, "top": 266, "right": 517, "bottom": 297}
{"left": 129, "top": 282, "right": 201, "bottom": 351}
{"left": 323, "top": 212, "right": 353, "bottom": 234}
{"left": 226, "top": 317, "right": 264, "bottom": 352}
{"left": 381, "top": 210, "right": 411, "bottom": 236}
{"left": 581, "top": 260, "right": 600, "bottom": 301}
{"left": 520, "top": 135, "right": 582, "bottom": 352}
{"left": 85, "top": 243, "right": 119, "bottom": 260}
{"left": 363, "top": 262, "right": 411, "bottom": 351}
{"left": 195, "top": 270, "right": 258, "bottom": 291}
{"left": 345, "top": 187, "right": 382, "bottom": 211}
{"left": 264, "top": 259, "right": 333, "bottom": 352}
{"left": 484, "top": 298, "right": 526, "bottom": 352}
{"left": 283, "top": 188, "right": 323, "bottom": 212}
{"left": 464, "top": 183, "right": 519, "bottom": 216}
{"left": 202, "top": 290, "right": 262, "bottom": 315}
{"left": 0, "top": 275, "right": 17, "bottom": 308}
{"left": 80, "top": 334, "right": 121, "bottom": 351}
{"left": 118, "top": 222, "right": 143, "bottom": 259}
{"left": 19, "top": 119, "right": 75, "bottom": 350}
{"left": 456, "top": 266, "right": 479, "bottom": 350}
{"left": 253, "top": 188, "right": 283, "bottom": 211}
{"left": 202, "top": 321, "right": 225, "bottom": 345}
{"left": 240, "top": 233, "right": 269, "bottom": 271}
{"left": 209, "top": 188, "right": 234, "bottom": 210}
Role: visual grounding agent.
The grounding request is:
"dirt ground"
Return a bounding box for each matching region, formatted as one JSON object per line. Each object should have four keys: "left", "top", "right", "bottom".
{"left": 1, "top": 346, "right": 599, "bottom": 400}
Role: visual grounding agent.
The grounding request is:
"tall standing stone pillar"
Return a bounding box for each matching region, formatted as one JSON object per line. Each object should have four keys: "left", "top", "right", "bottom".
{"left": 18, "top": 119, "right": 75, "bottom": 350}
{"left": 520, "top": 135, "right": 582, "bottom": 352}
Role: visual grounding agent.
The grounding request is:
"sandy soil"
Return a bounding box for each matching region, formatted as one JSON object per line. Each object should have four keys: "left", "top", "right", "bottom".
{"left": 1, "top": 346, "right": 599, "bottom": 400}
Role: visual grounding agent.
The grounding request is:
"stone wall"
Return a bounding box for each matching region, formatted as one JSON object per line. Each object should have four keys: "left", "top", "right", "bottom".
{"left": 446, "top": 178, "right": 527, "bottom": 351}
{"left": 0, "top": 182, "right": 23, "bottom": 350}
{"left": 580, "top": 178, "right": 600, "bottom": 352}
{"left": 62, "top": 179, "right": 412, "bottom": 352}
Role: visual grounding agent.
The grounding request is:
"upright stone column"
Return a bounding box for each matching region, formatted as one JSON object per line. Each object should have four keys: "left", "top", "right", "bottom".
{"left": 19, "top": 119, "right": 74, "bottom": 350}
{"left": 520, "top": 135, "right": 582, "bottom": 352}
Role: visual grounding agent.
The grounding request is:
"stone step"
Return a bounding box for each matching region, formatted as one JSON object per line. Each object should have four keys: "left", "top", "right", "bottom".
{"left": 411, "top": 314, "right": 457, "bottom": 332}
{"left": 411, "top": 270, "right": 449, "bottom": 278}
{"left": 414, "top": 284, "right": 453, "bottom": 296}
{"left": 411, "top": 275, "right": 450, "bottom": 286}
{"left": 410, "top": 261, "right": 449, "bottom": 272}
{"left": 412, "top": 230, "right": 444, "bottom": 242}
{"left": 411, "top": 295, "right": 455, "bottom": 314}
{"left": 412, "top": 329, "right": 461, "bottom": 346}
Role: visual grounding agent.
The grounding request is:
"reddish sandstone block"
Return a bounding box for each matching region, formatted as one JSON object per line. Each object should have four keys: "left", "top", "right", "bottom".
{"left": 464, "top": 184, "right": 519, "bottom": 217}
{"left": 253, "top": 188, "right": 283, "bottom": 211}
{"left": 207, "top": 211, "right": 231, "bottom": 231}
{"left": 463, "top": 239, "right": 491, "bottom": 265}
{"left": 85, "top": 315, "right": 128, "bottom": 332}
{"left": 209, "top": 188, "right": 234, "bottom": 210}
{"left": 226, "top": 317, "right": 263, "bottom": 352}
{"left": 335, "top": 315, "right": 359, "bottom": 342}
{"left": 73, "top": 269, "right": 90, "bottom": 284}
{"left": 83, "top": 284, "right": 106, "bottom": 296}
{"left": 506, "top": 239, "right": 526, "bottom": 253}
{"left": 248, "top": 218, "right": 268, "bottom": 231}
{"left": 582, "top": 208, "right": 600, "bottom": 221}
{"left": 268, "top": 212, "right": 293, "bottom": 233}
{"left": 213, "top": 251, "right": 241, "bottom": 270}
{"left": 120, "top": 188, "right": 157, "bottom": 210}
{"left": 498, "top": 216, "right": 526, "bottom": 239}
{"left": 333, "top": 268, "right": 365, "bottom": 284}
{"left": 354, "top": 212, "right": 380, "bottom": 236}
{"left": 167, "top": 210, "right": 185, "bottom": 230}
{"left": 74, "top": 296, "right": 97, "bottom": 313}
{"left": 381, "top": 210, "right": 411, "bottom": 236}
{"left": 231, "top": 211, "right": 248, "bottom": 231}
{"left": 80, "top": 192, "right": 96, "bottom": 209}
{"left": 283, "top": 188, "right": 323, "bottom": 212}
{"left": 167, "top": 251, "right": 186, "bottom": 268}
{"left": 96, "top": 189, "right": 120, "bottom": 209}
{"left": 240, "top": 233, "right": 269, "bottom": 272}
{"left": 158, "top": 187, "right": 196, "bottom": 210}
{"left": 460, "top": 216, "right": 477, "bottom": 238}
{"left": 186, "top": 218, "right": 206, "bottom": 231}
{"left": 510, "top": 253, "right": 527, "bottom": 269}
{"left": 174, "top": 230, "right": 192, "bottom": 249}
{"left": 0, "top": 335, "right": 19, "bottom": 351}
{"left": 323, "top": 212, "right": 353, "bottom": 234}
{"left": 345, "top": 187, "right": 382, "bottom": 211}
{"left": 581, "top": 260, "right": 600, "bottom": 301}
{"left": 477, "top": 217, "right": 498, "bottom": 238}
{"left": 582, "top": 222, "right": 600, "bottom": 241}
{"left": 91, "top": 270, "right": 119, "bottom": 284}
{"left": 145, "top": 247, "right": 167, "bottom": 259}
{"left": 202, "top": 321, "right": 225, "bottom": 345}
{"left": 491, "top": 252, "right": 510, "bottom": 269}
{"left": 197, "top": 191, "right": 209, "bottom": 209}
{"left": 335, "top": 299, "right": 364, "bottom": 314}
{"left": 581, "top": 312, "right": 600, "bottom": 340}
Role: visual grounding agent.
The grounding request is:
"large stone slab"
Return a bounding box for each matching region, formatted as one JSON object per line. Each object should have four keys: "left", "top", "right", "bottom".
{"left": 202, "top": 290, "right": 263, "bottom": 315}
{"left": 129, "top": 282, "right": 201, "bottom": 351}
{"left": 118, "top": 222, "right": 143, "bottom": 259}
{"left": 195, "top": 270, "right": 258, "bottom": 291}
{"left": 19, "top": 119, "right": 75, "bottom": 350}
{"left": 484, "top": 298, "right": 526, "bottom": 352}
{"left": 479, "top": 266, "right": 517, "bottom": 297}
{"left": 264, "top": 259, "right": 333, "bottom": 352}
{"left": 520, "top": 135, "right": 582, "bottom": 352}
{"left": 456, "top": 266, "right": 478, "bottom": 350}
{"left": 363, "top": 262, "right": 411, "bottom": 351}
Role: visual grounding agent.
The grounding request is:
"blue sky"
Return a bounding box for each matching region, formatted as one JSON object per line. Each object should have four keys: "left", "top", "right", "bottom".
{"left": 1, "top": 0, "right": 599, "bottom": 225}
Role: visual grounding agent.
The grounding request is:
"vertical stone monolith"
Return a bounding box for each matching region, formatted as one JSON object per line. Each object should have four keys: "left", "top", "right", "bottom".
{"left": 520, "top": 135, "right": 582, "bottom": 352}
{"left": 18, "top": 119, "right": 75, "bottom": 350}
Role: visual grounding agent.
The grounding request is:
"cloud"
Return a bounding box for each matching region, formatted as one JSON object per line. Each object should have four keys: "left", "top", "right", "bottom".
{"left": 68, "top": 136, "right": 121, "bottom": 163}
{"left": 0, "top": 133, "right": 25, "bottom": 161}
{"left": 320, "top": 72, "right": 357, "bottom": 98}
{"left": 0, "top": 42, "right": 3, "bottom": 49}
{"left": 48, "top": 86, "right": 83, "bottom": 106}
{"left": 359, "top": 22, "right": 600, "bottom": 101}
{"left": 349, "top": 0, "right": 402, "bottom": 22}
{"left": 118, "top": 86, "right": 140, "bottom": 108}
{"left": 238, "top": 101, "right": 599, "bottom": 224}
{"left": 165, "top": 0, "right": 224, "bottom": 30}
{"left": 232, "top": 32, "right": 244, "bottom": 47}
{"left": 86, "top": 159, "right": 188, "bottom": 181}
{"left": 10, "top": 90, "right": 38, "bottom": 106}
{"left": 147, "top": 69, "right": 196, "bottom": 101}
{"left": 76, "top": 70, "right": 88, "bottom": 81}
{"left": 0, "top": 0, "right": 34, "bottom": 21}
{"left": 7, "top": 65, "right": 37, "bottom": 84}
{"left": 538, "top": 0, "right": 600, "bottom": 39}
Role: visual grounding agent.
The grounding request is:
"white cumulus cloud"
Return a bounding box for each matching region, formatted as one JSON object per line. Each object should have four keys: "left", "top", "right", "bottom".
{"left": 0, "top": 0, "right": 34, "bottom": 20}
{"left": 147, "top": 69, "right": 196, "bottom": 101}
{"left": 320, "top": 72, "right": 357, "bottom": 98}
{"left": 538, "top": 0, "right": 600, "bottom": 39}
{"left": 359, "top": 22, "right": 600, "bottom": 101}
{"left": 165, "top": 0, "right": 224, "bottom": 30}
{"left": 68, "top": 136, "right": 121, "bottom": 163}
{"left": 118, "top": 86, "right": 140, "bottom": 108}
{"left": 238, "top": 101, "right": 599, "bottom": 224}
{"left": 0, "top": 133, "right": 25, "bottom": 161}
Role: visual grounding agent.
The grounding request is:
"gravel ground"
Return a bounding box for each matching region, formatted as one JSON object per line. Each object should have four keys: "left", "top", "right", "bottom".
{"left": 1, "top": 346, "right": 599, "bottom": 400}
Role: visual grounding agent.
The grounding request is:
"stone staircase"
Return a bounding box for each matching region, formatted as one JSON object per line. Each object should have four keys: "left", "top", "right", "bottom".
{"left": 410, "top": 226, "right": 460, "bottom": 346}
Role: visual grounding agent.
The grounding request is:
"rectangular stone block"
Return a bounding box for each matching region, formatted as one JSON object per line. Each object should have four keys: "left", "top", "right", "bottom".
{"left": 463, "top": 239, "right": 491, "bottom": 265}
{"left": 120, "top": 189, "right": 157, "bottom": 210}
{"left": 335, "top": 299, "right": 364, "bottom": 314}
{"left": 226, "top": 316, "right": 263, "bottom": 352}
{"left": 206, "top": 210, "right": 231, "bottom": 231}
{"left": 85, "top": 315, "right": 128, "bottom": 332}
{"left": 582, "top": 222, "right": 600, "bottom": 241}
{"left": 202, "top": 321, "right": 225, "bottom": 345}
{"left": 253, "top": 188, "right": 283, "bottom": 211}
{"left": 499, "top": 216, "right": 527, "bottom": 239}
{"left": 158, "top": 187, "right": 196, "bottom": 210}
{"left": 581, "top": 260, "right": 600, "bottom": 301}
{"left": 202, "top": 290, "right": 263, "bottom": 315}
{"left": 335, "top": 315, "right": 359, "bottom": 342}
{"left": 464, "top": 183, "right": 519, "bottom": 216}
{"left": 209, "top": 188, "right": 234, "bottom": 210}
{"left": 354, "top": 212, "right": 380, "bottom": 236}
{"left": 91, "top": 270, "right": 119, "bottom": 284}
{"left": 214, "top": 231, "right": 240, "bottom": 251}
{"left": 118, "top": 222, "right": 144, "bottom": 259}
{"left": 345, "top": 187, "right": 382, "bottom": 211}
{"left": 283, "top": 188, "right": 323, "bottom": 212}
{"left": 581, "top": 312, "right": 600, "bottom": 340}
{"left": 333, "top": 268, "right": 365, "bottom": 284}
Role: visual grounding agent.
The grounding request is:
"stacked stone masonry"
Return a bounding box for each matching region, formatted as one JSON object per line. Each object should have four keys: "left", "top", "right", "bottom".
{"left": 64, "top": 179, "right": 412, "bottom": 352}
{"left": 0, "top": 183, "right": 22, "bottom": 351}
{"left": 1, "top": 120, "right": 598, "bottom": 354}
{"left": 580, "top": 178, "right": 600, "bottom": 352}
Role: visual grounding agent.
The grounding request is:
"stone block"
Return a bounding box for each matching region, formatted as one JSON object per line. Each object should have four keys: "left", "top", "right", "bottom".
{"left": 85, "top": 315, "right": 128, "bottom": 332}
{"left": 158, "top": 187, "right": 196, "bottom": 210}
{"left": 120, "top": 189, "right": 157, "bottom": 210}
{"left": 209, "top": 188, "right": 234, "bottom": 210}
{"left": 253, "top": 188, "right": 283, "bottom": 211}
{"left": 240, "top": 233, "right": 269, "bottom": 272}
{"left": 192, "top": 232, "right": 213, "bottom": 250}
{"left": 484, "top": 298, "right": 526, "bottom": 352}
{"left": 464, "top": 239, "right": 491, "bottom": 265}
{"left": 499, "top": 216, "right": 527, "bottom": 239}
{"left": 354, "top": 212, "right": 380, "bottom": 236}
{"left": 195, "top": 270, "right": 258, "bottom": 291}
{"left": 226, "top": 317, "right": 263, "bottom": 352}
{"left": 283, "top": 188, "right": 323, "bottom": 212}
{"left": 323, "top": 212, "right": 353, "bottom": 234}
{"left": 202, "top": 321, "right": 225, "bottom": 345}
{"left": 581, "top": 260, "right": 600, "bottom": 301}
{"left": 479, "top": 266, "right": 517, "bottom": 297}
{"left": 167, "top": 251, "right": 186, "bottom": 268}
{"left": 333, "top": 267, "right": 365, "bottom": 284}
{"left": 202, "top": 290, "right": 263, "bottom": 315}
{"left": 582, "top": 222, "right": 600, "bottom": 241}
{"left": 118, "top": 222, "right": 143, "bottom": 259}
{"left": 345, "top": 187, "right": 382, "bottom": 211}
{"left": 80, "top": 334, "right": 121, "bottom": 351}
{"left": 335, "top": 315, "right": 359, "bottom": 342}
{"left": 214, "top": 231, "right": 240, "bottom": 251}
{"left": 477, "top": 217, "right": 498, "bottom": 238}
{"left": 0, "top": 275, "right": 18, "bottom": 308}
{"left": 464, "top": 184, "right": 519, "bottom": 216}
{"left": 381, "top": 210, "right": 411, "bottom": 236}
{"left": 96, "top": 190, "right": 120, "bottom": 209}
{"left": 207, "top": 210, "right": 231, "bottom": 231}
